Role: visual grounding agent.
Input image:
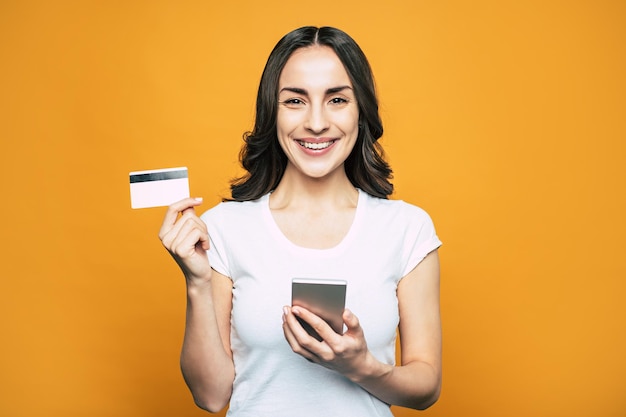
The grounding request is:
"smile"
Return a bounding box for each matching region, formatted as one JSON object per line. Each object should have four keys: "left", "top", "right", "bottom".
{"left": 297, "top": 140, "right": 336, "bottom": 150}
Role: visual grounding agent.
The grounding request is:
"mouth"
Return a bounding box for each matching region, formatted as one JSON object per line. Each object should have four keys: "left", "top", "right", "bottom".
{"left": 296, "top": 140, "right": 336, "bottom": 150}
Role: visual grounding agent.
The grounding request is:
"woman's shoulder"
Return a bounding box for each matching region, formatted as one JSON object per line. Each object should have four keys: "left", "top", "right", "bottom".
{"left": 362, "top": 192, "right": 440, "bottom": 248}
{"left": 362, "top": 191, "right": 433, "bottom": 222}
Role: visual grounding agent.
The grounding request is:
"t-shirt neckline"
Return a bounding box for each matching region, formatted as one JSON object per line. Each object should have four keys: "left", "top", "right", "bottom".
{"left": 261, "top": 188, "right": 366, "bottom": 256}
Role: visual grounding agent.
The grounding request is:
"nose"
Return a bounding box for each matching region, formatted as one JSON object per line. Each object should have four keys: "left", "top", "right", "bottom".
{"left": 304, "top": 103, "right": 330, "bottom": 134}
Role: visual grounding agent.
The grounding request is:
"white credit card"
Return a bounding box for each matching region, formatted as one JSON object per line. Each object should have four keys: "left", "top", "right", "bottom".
{"left": 129, "top": 167, "right": 190, "bottom": 209}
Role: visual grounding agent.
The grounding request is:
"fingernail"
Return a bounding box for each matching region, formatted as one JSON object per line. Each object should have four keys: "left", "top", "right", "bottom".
{"left": 194, "top": 197, "right": 203, "bottom": 202}
{"left": 283, "top": 306, "right": 289, "bottom": 315}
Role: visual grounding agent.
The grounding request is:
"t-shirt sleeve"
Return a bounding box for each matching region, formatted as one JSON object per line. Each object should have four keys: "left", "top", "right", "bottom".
{"left": 200, "top": 204, "right": 231, "bottom": 278}
{"left": 401, "top": 205, "right": 442, "bottom": 277}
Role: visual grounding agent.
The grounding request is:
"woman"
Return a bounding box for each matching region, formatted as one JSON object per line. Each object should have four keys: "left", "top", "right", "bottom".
{"left": 159, "top": 26, "right": 442, "bottom": 416}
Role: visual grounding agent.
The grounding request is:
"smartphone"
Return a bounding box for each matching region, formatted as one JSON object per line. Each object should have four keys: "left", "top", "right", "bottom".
{"left": 291, "top": 278, "right": 347, "bottom": 341}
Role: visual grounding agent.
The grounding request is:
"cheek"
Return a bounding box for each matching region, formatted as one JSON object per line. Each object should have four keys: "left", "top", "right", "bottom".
{"left": 276, "top": 110, "right": 299, "bottom": 135}
{"left": 275, "top": 111, "right": 285, "bottom": 135}
{"left": 275, "top": 112, "right": 294, "bottom": 153}
{"left": 337, "top": 110, "right": 360, "bottom": 135}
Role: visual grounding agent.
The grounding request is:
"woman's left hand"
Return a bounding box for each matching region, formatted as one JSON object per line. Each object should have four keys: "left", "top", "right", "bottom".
{"left": 282, "top": 306, "right": 375, "bottom": 380}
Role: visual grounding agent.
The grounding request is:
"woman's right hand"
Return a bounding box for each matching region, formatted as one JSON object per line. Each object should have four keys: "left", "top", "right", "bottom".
{"left": 159, "top": 197, "right": 212, "bottom": 284}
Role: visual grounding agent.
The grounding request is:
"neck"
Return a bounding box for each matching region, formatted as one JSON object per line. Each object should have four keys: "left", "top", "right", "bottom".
{"left": 270, "top": 164, "right": 358, "bottom": 210}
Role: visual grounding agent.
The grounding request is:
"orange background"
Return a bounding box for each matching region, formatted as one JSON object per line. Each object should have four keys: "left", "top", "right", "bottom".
{"left": 1, "top": 1, "right": 625, "bottom": 416}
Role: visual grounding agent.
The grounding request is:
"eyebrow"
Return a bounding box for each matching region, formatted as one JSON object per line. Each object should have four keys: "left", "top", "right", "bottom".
{"left": 279, "top": 85, "right": 353, "bottom": 95}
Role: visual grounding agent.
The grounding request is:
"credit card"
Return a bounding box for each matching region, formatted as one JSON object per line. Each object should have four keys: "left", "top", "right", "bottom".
{"left": 129, "top": 167, "right": 189, "bottom": 209}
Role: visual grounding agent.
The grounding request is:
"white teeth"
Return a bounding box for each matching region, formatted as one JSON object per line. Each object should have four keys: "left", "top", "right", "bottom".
{"left": 298, "top": 140, "right": 333, "bottom": 150}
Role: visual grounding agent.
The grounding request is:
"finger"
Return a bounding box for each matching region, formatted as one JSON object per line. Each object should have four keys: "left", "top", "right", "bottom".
{"left": 159, "top": 197, "right": 203, "bottom": 240}
{"left": 168, "top": 225, "right": 211, "bottom": 278}
{"left": 343, "top": 309, "right": 359, "bottom": 328}
{"left": 283, "top": 306, "right": 311, "bottom": 341}
{"left": 161, "top": 208, "right": 207, "bottom": 249}
{"left": 342, "top": 309, "right": 364, "bottom": 336}
{"left": 169, "top": 216, "right": 210, "bottom": 256}
{"left": 197, "top": 226, "right": 210, "bottom": 251}
{"left": 291, "top": 307, "right": 340, "bottom": 346}
{"left": 282, "top": 307, "right": 319, "bottom": 362}
{"left": 181, "top": 205, "right": 196, "bottom": 217}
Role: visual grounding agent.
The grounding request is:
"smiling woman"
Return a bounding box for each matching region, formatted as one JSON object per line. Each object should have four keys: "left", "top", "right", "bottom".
{"left": 158, "top": 26, "right": 443, "bottom": 417}
{"left": 231, "top": 26, "right": 392, "bottom": 201}
{"left": 276, "top": 46, "right": 360, "bottom": 181}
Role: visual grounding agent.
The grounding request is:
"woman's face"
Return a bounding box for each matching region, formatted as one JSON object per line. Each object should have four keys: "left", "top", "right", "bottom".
{"left": 276, "top": 45, "right": 359, "bottom": 181}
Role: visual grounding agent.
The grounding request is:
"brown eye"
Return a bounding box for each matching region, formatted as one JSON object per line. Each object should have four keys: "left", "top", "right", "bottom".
{"left": 330, "top": 97, "right": 348, "bottom": 104}
{"left": 281, "top": 98, "right": 305, "bottom": 107}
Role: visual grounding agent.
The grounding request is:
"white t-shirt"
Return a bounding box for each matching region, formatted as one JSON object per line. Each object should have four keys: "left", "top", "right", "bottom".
{"left": 201, "top": 189, "right": 442, "bottom": 417}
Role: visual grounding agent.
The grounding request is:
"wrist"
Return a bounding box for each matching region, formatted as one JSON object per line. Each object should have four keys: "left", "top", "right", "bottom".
{"left": 347, "top": 352, "right": 392, "bottom": 385}
{"left": 185, "top": 271, "right": 213, "bottom": 293}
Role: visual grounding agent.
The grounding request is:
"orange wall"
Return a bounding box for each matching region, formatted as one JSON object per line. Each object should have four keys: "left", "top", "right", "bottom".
{"left": 1, "top": 1, "right": 625, "bottom": 416}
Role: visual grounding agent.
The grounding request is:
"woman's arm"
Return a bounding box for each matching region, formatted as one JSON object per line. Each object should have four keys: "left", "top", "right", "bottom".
{"left": 282, "top": 250, "right": 441, "bottom": 410}
{"left": 351, "top": 249, "right": 441, "bottom": 409}
{"left": 159, "top": 198, "right": 235, "bottom": 412}
{"left": 181, "top": 271, "right": 234, "bottom": 412}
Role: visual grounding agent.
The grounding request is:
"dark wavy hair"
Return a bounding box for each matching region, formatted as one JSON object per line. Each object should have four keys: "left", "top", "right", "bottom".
{"left": 230, "top": 26, "right": 393, "bottom": 201}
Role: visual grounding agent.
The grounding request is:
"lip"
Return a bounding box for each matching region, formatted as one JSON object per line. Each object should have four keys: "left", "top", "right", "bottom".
{"left": 295, "top": 138, "right": 338, "bottom": 155}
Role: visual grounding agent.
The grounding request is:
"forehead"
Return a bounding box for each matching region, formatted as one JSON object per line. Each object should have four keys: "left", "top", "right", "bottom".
{"left": 279, "top": 45, "right": 352, "bottom": 88}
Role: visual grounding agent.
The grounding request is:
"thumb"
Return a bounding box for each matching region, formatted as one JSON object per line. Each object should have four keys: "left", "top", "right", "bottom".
{"left": 182, "top": 197, "right": 203, "bottom": 216}
{"left": 182, "top": 207, "right": 196, "bottom": 216}
{"left": 343, "top": 309, "right": 361, "bottom": 331}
